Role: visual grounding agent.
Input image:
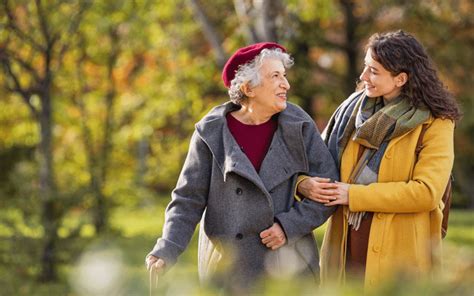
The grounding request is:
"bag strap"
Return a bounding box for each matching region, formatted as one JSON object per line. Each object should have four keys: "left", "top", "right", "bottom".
{"left": 415, "top": 124, "right": 429, "bottom": 158}
{"left": 415, "top": 123, "right": 453, "bottom": 239}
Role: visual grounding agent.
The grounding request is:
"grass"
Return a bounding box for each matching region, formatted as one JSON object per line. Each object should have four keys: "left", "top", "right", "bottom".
{"left": 443, "top": 210, "right": 474, "bottom": 247}
{"left": 0, "top": 206, "right": 473, "bottom": 295}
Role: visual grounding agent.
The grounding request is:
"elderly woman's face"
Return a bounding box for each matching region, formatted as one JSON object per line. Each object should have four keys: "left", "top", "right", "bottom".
{"left": 248, "top": 58, "right": 290, "bottom": 114}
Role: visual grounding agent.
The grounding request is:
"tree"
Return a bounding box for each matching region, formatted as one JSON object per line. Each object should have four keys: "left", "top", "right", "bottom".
{"left": 0, "top": 0, "right": 90, "bottom": 281}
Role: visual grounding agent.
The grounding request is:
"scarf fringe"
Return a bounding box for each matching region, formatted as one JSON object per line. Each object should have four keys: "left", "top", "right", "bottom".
{"left": 348, "top": 211, "right": 365, "bottom": 231}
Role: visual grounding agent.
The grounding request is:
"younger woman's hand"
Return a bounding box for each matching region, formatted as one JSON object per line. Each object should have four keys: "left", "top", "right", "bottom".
{"left": 324, "top": 182, "right": 350, "bottom": 206}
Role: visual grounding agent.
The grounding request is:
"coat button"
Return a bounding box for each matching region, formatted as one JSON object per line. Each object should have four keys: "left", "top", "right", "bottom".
{"left": 376, "top": 213, "right": 384, "bottom": 219}
{"left": 236, "top": 188, "right": 243, "bottom": 195}
{"left": 373, "top": 245, "right": 381, "bottom": 253}
{"left": 235, "top": 233, "right": 243, "bottom": 240}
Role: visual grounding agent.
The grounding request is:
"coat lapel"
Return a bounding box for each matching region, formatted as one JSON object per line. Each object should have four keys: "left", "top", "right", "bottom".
{"left": 259, "top": 116, "right": 307, "bottom": 192}
{"left": 196, "top": 101, "right": 309, "bottom": 194}
{"left": 196, "top": 102, "right": 267, "bottom": 193}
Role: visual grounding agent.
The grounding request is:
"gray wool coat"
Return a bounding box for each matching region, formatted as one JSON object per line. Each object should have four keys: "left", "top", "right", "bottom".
{"left": 149, "top": 101, "right": 339, "bottom": 288}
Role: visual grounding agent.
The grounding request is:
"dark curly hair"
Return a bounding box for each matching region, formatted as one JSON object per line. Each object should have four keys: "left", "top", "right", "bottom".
{"left": 366, "top": 30, "right": 461, "bottom": 120}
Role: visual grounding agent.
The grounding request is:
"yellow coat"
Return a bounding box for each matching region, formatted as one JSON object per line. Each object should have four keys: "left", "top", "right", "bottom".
{"left": 320, "top": 117, "right": 454, "bottom": 289}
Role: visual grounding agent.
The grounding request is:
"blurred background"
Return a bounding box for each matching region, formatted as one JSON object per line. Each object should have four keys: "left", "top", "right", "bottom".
{"left": 0, "top": 0, "right": 472, "bottom": 295}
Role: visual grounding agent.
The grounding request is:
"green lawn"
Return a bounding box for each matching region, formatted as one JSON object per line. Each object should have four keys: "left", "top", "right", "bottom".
{"left": 1, "top": 207, "right": 473, "bottom": 295}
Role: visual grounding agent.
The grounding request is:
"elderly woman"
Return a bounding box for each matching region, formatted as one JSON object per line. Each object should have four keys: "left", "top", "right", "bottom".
{"left": 145, "top": 42, "right": 338, "bottom": 290}
{"left": 298, "top": 31, "right": 460, "bottom": 289}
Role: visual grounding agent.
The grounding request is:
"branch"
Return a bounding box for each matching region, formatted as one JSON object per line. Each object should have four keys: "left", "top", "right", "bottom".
{"left": 35, "top": 0, "right": 52, "bottom": 47}
{"left": 255, "top": 0, "right": 280, "bottom": 42}
{"left": 55, "top": 0, "right": 91, "bottom": 70}
{"left": 2, "top": 47, "right": 42, "bottom": 83}
{"left": 233, "top": 0, "right": 259, "bottom": 43}
{"left": 188, "top": 0, "right": 227, "bottom": 67}
{"left": 2, "top": 0, "right": 45, "bottom": 52}
{"left": 0, "top": 48, "right": 39, "bottom": 118}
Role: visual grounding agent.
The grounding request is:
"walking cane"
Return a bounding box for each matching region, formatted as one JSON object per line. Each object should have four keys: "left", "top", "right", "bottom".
{"left": 149, "top": 265, "right": 158, "bottom": 296}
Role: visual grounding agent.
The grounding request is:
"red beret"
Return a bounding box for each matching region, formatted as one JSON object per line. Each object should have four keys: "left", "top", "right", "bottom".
{"left": 222, "top": 42, "right": 286, "bottom": 88}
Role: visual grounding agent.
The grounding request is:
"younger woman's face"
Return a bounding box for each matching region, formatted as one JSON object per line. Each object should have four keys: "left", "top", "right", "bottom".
{"left": 359, "top": 48, "right": 405, "bottom": 101}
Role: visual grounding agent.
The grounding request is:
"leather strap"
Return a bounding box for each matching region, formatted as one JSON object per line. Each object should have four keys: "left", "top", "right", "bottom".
{"left": 415, "top": 124, "right": 429, "bottom": 158}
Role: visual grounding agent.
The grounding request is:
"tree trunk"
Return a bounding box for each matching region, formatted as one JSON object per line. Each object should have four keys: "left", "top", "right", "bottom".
{"left": 188, "top": 0, "right": 227, "bottom": 67}
{"left": 291, "top": 39, "right": 314, "bottom": 118}
{"left": 93, "top": 29, "right": 121, "bottom": 234}
{"left": 136, "top": 138, "right": 149, "bottom": 186}
{"left": 0, "top": 0, "right": 89, "bottom": 282}
{"left": 38, "top": 78, "right": 59, "bottom": 282}
{"left": 340, "top": 0, "right": 360, "bottom": 94}
{"left": 254, "top": 0, "right": 280, "bottom": 42}
{"left": 233, "top": 0, "right": 259, "bottom": 43}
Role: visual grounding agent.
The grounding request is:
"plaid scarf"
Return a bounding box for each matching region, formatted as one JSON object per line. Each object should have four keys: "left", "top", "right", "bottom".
{"left": 323, "top": 91, "right": 430, "bottom": 230}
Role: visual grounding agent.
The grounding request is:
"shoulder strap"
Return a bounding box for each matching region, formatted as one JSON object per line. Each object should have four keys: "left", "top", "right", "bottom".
{"left": 415, "top": 123, "right": 453, "bottom": 239}
{"left": 415, "top": 124, "right": 429, "bottom": 158}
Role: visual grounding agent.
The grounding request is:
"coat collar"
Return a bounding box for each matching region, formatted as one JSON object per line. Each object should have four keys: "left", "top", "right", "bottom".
{"left": 195, "top": 101, "right": 308, "bottom": 192}
{"left": 386, "top": 115, "right": 435, "bottom": 150}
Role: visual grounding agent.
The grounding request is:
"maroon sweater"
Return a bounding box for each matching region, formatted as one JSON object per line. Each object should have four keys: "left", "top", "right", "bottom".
{"left": 226, "top": 113, "right": 277, "bottom": 172}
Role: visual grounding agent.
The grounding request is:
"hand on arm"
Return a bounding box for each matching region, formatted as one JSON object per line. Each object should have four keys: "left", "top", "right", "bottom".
{"left": 297, "top": 177, "right": 338, "bottom": 203}
{"left": 274, "top": 117, "right": 340, "bottom": 244}
{"left": 260, "top": 223, "right": 287, "bottom": 250}
{"left": 324, "top": 182, "right": 349, "bottom": 206}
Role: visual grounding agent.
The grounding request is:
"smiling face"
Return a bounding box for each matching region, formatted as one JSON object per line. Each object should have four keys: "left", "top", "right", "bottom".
{"left": 360, "top": 48, "right": 406, "bottom": 101}
{"left": 246, "top": 58, "right": 290, "bottom": 115}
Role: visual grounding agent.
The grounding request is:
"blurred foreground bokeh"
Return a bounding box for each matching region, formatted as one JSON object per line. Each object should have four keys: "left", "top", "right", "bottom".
{"left": 1, "top": 203, "right": 472, "bottom": 295}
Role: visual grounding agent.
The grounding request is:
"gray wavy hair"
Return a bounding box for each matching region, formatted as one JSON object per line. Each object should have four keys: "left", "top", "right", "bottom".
{"left": 228, "top": 48, "right": 294, "bottom": 105}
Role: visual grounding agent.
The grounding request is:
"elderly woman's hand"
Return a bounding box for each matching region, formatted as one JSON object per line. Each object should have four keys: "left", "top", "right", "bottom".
{"left": 146, "top": 255, "right": 166, "bottom": 272}
{"left": 324, "top": 182, "right": 350, "bottom": 206}
{"left": 260, "top": 223, "right": 286, "bottom": 250}
{"left": 298, "top": 177, "right": 338, "bottom": 203}
{"left": 146, "top": 255, "right": 165, "bottom": 289}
